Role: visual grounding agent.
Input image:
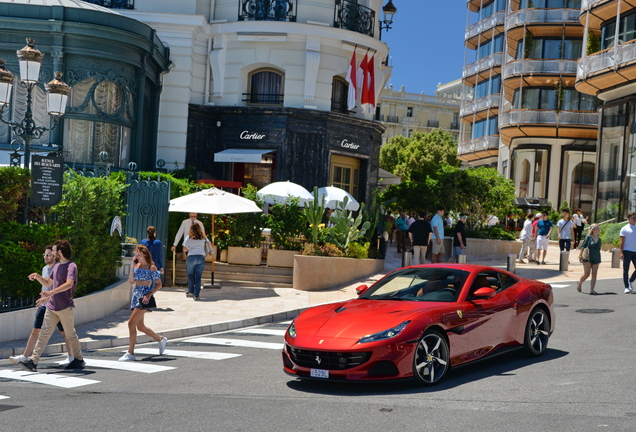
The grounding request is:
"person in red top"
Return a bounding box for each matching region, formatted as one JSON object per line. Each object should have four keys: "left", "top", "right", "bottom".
{"left": 19, "top": 240, "right": 85, "bottom": 371}
{"left": 529, "top": 212, "right": 542, "bottom": 262}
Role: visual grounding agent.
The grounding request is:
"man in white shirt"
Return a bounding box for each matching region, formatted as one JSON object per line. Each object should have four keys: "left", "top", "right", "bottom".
{"left": 557, "top": 210, "right": 575, "bottom": 257}
{"left": 171, "top": 213, "right": 206, "bottom": 253}
{"left": 518, "top": 213, "right": 534, "bottom": 264}
{"left": 572, "top": 208, "right": 585, "bottom": 248}
{"left": 619, "top": 213, "right": 636, "bottom": 293}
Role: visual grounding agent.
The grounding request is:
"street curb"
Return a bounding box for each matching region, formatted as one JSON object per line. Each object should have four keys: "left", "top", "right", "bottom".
{"left": 0, "top": 307, "right": 306, "bottom": 360}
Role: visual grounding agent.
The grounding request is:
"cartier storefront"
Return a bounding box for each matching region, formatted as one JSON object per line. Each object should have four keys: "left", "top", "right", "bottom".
{"left": 186, "top": 105, "right": 385, "bottom": 205}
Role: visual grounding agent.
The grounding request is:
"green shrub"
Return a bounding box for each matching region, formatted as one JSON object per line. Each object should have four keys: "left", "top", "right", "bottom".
{"left": 466, "top": 226, "right": 516, "bottom": 241}
{"left": 346, "top": 242, "right": 369, "bottom": 259}
{"left": 265, "top": 199, "right": 308, "bottom": 251}
{"left": 0, "top": 167, "right": 29, "bottom": 223}
{"left": 301, "top": 243, "right": 345, "bottom": 257}
{"left": 601, "top": 222, "right": 625, "bottom": 247}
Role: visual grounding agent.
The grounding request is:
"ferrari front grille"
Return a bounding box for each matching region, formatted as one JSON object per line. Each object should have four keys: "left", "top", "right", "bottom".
{"left": 288, "top": 347, "right": 372, "bottom": 370}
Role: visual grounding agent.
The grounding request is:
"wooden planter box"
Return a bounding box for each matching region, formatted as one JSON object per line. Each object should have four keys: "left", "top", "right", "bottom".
{"left": 266, "top": 249, "right": 300, "bottom": 268}
{"left": 216, "top": 249, "right": 228, "bottom": 262}
{"left": 293, "top": 255, "right": 385, "bottom": 291}
{"left": 227, "top": 246, "right": 262, "bottom": 266}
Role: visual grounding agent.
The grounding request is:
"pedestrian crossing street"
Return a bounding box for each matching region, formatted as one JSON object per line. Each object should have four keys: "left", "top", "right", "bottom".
{"left": 0, "top": 322, "right": 290, "bottom": 389}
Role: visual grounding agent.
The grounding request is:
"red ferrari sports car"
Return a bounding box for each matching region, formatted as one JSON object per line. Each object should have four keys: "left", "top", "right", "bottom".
{"left": 282, "top": 264, "right": 555, "bottom": 385}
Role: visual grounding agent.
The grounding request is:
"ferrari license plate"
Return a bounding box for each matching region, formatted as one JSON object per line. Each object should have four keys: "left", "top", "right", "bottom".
{"left": 310, "top": 368, "right": 329, "bottom": 379}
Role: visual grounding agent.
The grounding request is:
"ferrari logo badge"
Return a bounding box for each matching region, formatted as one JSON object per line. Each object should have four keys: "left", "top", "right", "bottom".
{"left": 456, "top": 310, "right": 463, "bottom": 319}
{"left": 318, "top": 340, "right": 324, "bottom": 344}
{"left": 315, "top": 356, "right": 321, "bottom": 365}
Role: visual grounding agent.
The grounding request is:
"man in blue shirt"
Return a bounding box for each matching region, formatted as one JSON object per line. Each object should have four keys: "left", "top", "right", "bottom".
{"left": 430, "top": 206, "right": 446, "bottom": 263}
{"left": 536, "top": 211, "right": 553, "bottom": 265}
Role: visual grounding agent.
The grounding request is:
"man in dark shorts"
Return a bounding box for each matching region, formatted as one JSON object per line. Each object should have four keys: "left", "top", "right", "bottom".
{"left": 408, "top": 211, "right": 432, "bottom": 265}
{"left": 19, "top": 240, "right": 85, "bottom": 371}
{"left": 9, "top": 246, "right": 73, "bottom": 365}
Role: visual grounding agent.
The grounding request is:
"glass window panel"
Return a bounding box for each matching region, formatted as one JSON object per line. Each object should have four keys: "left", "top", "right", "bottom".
{"left": 563, "top": 39, "right": 582, "bottom": 59}
{"left": 620, "top": 13, "right": 636, "bottom": 44}
{"left": 580, "top": 93, "right": 599, "bottom": 111}
{"left": 543, "top": 39, "right": 562, "bottom": 59}
{"left": 94, "top": 81, "right": 123, "bottom": 115}
{"left": 540, "top": 89, "right": 556, "bottom": 110}
{"left": 493, "top": 34, "right": 504, "bottom": 53}
{"left": 602, "top": 21, "right": 616, "bottom": 50}
{"left": 522, "top": 89, "right": 539, "bottom": 109}
{"left": 562, "top": 89, "right": 579, "bottom": 111}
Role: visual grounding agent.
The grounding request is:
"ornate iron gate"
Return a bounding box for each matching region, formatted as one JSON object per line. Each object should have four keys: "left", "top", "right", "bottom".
{"left": 124, "top": 171, "right": 171, "bottom": 272}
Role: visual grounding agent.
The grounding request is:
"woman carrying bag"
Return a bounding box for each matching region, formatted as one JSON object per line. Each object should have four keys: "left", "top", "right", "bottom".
{"left": 120, "top": 245, "right": 167, "bottom": 362}
{"left": 576, "top": 224, "right": 602, "bottom": 295}
{"left": 183, "top": 223, "right": 214, "bottom": 301}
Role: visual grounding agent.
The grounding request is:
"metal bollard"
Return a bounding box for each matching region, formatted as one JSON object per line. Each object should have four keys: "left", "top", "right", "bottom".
{"left": 457, "top": 254, "right": 467, "bottom": 264}
{"left": 612, "top": 248, "right": 621, "bottom": 268}
{"left": 401, "top": 250, "right": 412, "bottom": 267}
{"left": 559, "top": 251, "right": 569, "bottom": 271}
{"left": 507, "top": 254, "right": 516, "bottom": 273}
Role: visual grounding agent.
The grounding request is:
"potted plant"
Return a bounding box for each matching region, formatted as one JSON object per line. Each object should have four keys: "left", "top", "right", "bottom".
{"left": 121, "top": 236, "right": 138, "bottom": 257}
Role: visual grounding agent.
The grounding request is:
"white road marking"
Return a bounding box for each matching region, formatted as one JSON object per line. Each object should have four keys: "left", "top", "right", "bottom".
{"left": 0, "top": 395, "right": 10, "bottom": 400}
{"left": 188, "top": 337, "right": 284, "bottom": 350}
{"left": 0, "top": 370, "right": 100, "bottom": 388}
{"left": 132, "top": 348, "right": 241, "bottom": 360}
{"left": 550, "top": 284, "right": 571, "bottom": 289}
{"left": 55, "top": 359, "right": 175, "bottom": 374}
{"left": 279, "top": 320, "right": 292, "bottom": 325}
{"left": 235, "top": 328, "right": 286, "bottom": 336}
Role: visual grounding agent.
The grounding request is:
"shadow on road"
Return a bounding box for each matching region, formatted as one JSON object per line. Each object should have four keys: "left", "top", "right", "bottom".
{"left": 285, "top": 348, "right": 569, "bottom": 395}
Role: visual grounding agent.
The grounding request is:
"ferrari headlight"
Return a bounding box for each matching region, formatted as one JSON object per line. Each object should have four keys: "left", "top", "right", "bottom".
{"left": 358, "top": 321, "right": 410, "bottom": 344}
{"left": 287, "top": 322, "right": 296, "bottom": 339}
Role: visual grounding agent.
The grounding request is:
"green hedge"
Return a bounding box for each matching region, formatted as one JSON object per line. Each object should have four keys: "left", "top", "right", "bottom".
{"left": 600, "top": 222, "right": 625, "bottom": 248}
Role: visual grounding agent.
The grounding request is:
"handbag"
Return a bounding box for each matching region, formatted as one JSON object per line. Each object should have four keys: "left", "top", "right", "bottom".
{"left": 138, "top": 295, "right": 157, "bottom": 309}
{"left": 581, "top": 247, "right": 590, "bottom": 262}
{"left": 204, "top": 240, "right": 216, "bottom": 256}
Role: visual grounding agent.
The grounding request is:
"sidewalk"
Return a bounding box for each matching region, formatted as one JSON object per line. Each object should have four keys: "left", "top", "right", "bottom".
{"left": 0, "top": 241, "right": 624, "bottom": 359}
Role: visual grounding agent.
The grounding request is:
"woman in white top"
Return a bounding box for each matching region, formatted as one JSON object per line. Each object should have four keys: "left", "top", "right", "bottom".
{"left": 518, "top": 213, "right": 534, "bottom": 263}
{"left": 183, "top": 223, "right": 213, "bottom": 300}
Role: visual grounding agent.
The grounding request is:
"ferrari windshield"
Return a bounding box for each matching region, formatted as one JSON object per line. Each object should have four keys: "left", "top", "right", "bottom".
{"left": 361, "top": 267, "right": 470, "bottom": 302}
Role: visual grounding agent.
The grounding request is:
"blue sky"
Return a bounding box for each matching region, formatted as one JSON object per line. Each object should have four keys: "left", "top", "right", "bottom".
{"left": 381, "top": 2, "right": 468, "bottom": 95}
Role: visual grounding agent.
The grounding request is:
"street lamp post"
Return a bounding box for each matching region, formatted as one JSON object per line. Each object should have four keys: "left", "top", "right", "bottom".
{"left": 378, "top": 1, "right": 397, "bottom": 41}
{"left": 0, "top": 38, "right": 70, "bottom": 223}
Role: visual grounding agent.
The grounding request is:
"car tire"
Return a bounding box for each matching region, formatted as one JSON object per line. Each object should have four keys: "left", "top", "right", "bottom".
{"left": 524, "top": 307, "right": 550, "bottom": 357}
{"left": 412, "top": 329, "right": 449, "bottom": 386}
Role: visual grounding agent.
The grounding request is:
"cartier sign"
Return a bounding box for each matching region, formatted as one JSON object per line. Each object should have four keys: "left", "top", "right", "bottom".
{"left": 340, "top": 139, "right": 360, "bottom": 150}
{"left": 240, "top": 131, "right": 265, "bottom": 140}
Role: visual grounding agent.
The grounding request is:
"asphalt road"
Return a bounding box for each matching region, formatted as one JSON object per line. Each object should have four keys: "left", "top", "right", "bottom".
{"left": 1, "top": 277, "right": 635, "bottom": 432}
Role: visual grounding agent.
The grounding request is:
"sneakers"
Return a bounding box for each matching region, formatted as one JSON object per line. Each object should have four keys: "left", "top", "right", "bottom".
{"left": 541, "top": 261, "right": 546, "bottom": 265}
{"left": 9, "top": 354, "right": 27, "bottom": 364}
{"left": 59, "top": 355, "right": 73, "bottom": 367}
{"left": 186, "top": 292, "right": 193, "bottom": 297}
{"left": 18, "top": 358, "right": 37, "bottom": 372}
{"left": 65, "top": 358, "right": 86, "bottom": 369}
{"left": 194, "top": 296, "right": 201, "bottom": 301}
{"left": 625, "top": 288, "right": 631, "bottom": 294}
{"left": 158, "top": 337, "right": 168, "bottom": 355}
{"left": 119, "top": 352, "right": 136, "bottom": 362}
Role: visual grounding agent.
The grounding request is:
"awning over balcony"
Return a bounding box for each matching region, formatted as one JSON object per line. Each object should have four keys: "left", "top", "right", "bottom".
{"left": 376, "top": 168, "right": 401, "bottom": 187}
{"left": 214, "top": 149, "right": 275, "bottom": 163}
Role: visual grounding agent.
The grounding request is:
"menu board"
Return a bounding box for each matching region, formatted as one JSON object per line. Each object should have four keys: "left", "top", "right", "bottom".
{"left": 30, "top": 155, "right": 63, "bottom": 207}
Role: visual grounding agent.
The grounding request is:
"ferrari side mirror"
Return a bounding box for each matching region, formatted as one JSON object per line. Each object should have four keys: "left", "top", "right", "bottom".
{"left": 473, "top": 287, "right": 496, "bottom": 298}
{"left": 356, "top": 284, "right": 370, "bottom": 296}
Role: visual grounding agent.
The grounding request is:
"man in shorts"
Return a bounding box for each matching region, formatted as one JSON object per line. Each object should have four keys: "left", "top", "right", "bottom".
{"left": 9, "top": 246, "right": 73, "bottom": 365}
{"left": 430, "top": 206, "right": 446, "bottom": 263}
{"left": 619, "top": 213, "right": 636, "bottom": 293}
{"left": 536, "top": 211, "right": 553, "bottom": 265}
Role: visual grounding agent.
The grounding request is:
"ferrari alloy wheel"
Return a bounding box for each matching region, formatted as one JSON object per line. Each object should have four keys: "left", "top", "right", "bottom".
{"left": 413, "top": 330, "right": 449, "bottom": 386}
{"left": 524, "top": 308, "right": 550, "bottom": 356}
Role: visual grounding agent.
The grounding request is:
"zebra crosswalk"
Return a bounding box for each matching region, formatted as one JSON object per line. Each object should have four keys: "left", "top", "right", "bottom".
{"left": 1, "top": 322, "right": 289, "bottom": 390}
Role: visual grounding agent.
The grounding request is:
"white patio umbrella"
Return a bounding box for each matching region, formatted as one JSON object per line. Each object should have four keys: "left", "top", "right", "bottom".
{"left": 256, "top": 181, "right": 314, "bottom": 206}
{"left": 314, "top": 186, "right": 360, "bottom": 211}
{"left": 169, "top": 187, "right": 261, "bottom": 286}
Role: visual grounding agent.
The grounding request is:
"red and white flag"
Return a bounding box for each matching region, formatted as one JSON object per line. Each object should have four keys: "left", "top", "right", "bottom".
{"left": 359, "top": 54, "right": 369, "bottom": 111}
{"left": 362, "top": 54, "right": 376, "bottom": 114}
{"left": 346, "top": 51, "right": 357, "bottom": 111}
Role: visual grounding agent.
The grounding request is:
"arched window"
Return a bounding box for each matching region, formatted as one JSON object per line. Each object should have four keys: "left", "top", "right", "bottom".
{"left": 245, "top": 69, "right": 284, "bottom": 105}
{"left": 331, "top": 77, "right": 349, "bottom": 114}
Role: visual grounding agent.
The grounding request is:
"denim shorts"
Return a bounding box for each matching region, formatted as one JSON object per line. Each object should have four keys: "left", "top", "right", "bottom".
{"left": 34, "top": 305, "right": 65, "bottom": 331}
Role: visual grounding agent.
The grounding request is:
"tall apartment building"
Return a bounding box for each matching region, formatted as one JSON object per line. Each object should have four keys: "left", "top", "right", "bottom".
{"left": 460, "top": 0, "right": 599, "bottom": 216}
{"left": 376, "top": 83, "right": 469, "bottom": 144}
{"left": 576, "top": 0, "right": 636, "bottom": 220}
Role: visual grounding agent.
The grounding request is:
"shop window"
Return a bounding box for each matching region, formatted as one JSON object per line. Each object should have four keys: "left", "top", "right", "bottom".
{"left": 561, "top": 150, "right": 596, "bottom": 215}
{"left": 406, "top": 107, "right": 413, "bottom": 117}
{"left": 331, "top": 77, "right": 349, "bottom": 114}
{"left": 330, "top": 154, "right": 360, "bottom": 201}
{"left": 64, "top": 119, "right": 131, "bottom": 167}
{"left": 245, "top": 69, "right": 284, "bottom": 105}
{"left": 511, "top": 148, "right": 549, "bottom": 198}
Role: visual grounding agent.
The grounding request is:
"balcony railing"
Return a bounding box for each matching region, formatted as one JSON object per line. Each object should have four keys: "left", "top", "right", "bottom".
{"left": 503, "top": 59, "right": 578, "bottom": 79}
{"left": 81, "top": 0, "right": 134, "bottom": 8}
{"left": 506, "top": 9, "right": 580, "bottom": 31}
{"left": 578, "top": 40, "right": 636, "bottom": 81}
{"left": 242, "top": 92, "right": 284, "bottom": 105}
{"left": 457, "top": 135, "right": 499, "bottom": 155}
{"left": 238, "top": 0, "right": 297, "bottom": 22}
{"left": 463, "top": 53, "right": 503, "bottom": 79}
{"left": 428, "top": 120, "right": 440, "bottom": 128}
{"left": 465, "top": 11, "right": 506, "bottom": 42}
{"left": 581, "top": 0, "right": 611, "bottom": 13}
{"left": 460, "top": 94, "right": 501, "bottom": 117}
{"left": 499, "top": 109, "right": 598, "bottom": 127}
{"left": 386, "top": 115, "right": 399, "bottom": 123}
{"left": 451, "top": 122, "right": 460, "bottom": 130}
{"left": 331, "top": 100, "right": 349, "bottom": 114}
{"left": 334, "top": 0, "right": 375, "bottom": 37}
